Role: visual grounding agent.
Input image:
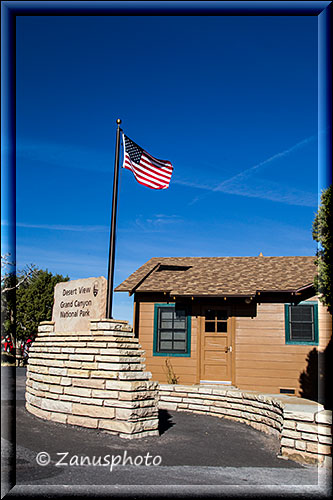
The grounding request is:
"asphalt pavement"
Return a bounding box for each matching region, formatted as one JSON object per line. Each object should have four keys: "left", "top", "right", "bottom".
{"left": 1, "top": 367, "right": 331, "bottom": 498}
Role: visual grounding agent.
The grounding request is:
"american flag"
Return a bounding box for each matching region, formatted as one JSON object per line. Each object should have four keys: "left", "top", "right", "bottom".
{"left": 122, "top": 134, "right": 173, "bottom": 189}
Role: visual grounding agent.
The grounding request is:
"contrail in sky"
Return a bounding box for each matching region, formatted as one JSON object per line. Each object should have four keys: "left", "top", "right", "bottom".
{"left": 186, "top": 135, "right": 316, "bottom": 205}
{"left": 213, "top": 135, "right": 316, "bottom": 192}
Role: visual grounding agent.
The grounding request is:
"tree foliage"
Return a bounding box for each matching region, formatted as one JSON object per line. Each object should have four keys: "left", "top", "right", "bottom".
{"left": 312, "top": 185, "right": 332, "bottom": 313}
{"left": 1, "top": 254, "right": 38, "bottom": 293}
{"left": 2, "top": 266, "right": 69, "bottom": 343}
{"left": 2, "top": 257, "right": 39, "bottom": 347}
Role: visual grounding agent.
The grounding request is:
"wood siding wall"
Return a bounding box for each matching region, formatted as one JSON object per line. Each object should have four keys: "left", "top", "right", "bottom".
{"left": 135, "top": 295, "right": 332, "bottom": 394}
{"left": 135, "top": 299, "right": 199, "bottom": 385}
{"left": 234, "top": 298, "right": 332, "bottom": 395}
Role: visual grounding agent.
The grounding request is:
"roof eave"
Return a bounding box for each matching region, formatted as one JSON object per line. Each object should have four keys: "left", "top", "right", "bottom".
{"left": 127, "top": 286, "right": 315, "bottom": 298}
{"left": 295, "top": 283, "right": 315, "bottom": 293}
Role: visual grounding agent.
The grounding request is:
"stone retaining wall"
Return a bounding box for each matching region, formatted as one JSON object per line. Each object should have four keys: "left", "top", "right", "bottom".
{"left": 25, "top": 322, "right": 331, "bottom": 463}
{"left": 281, "top": 406, "right": 332, "bottom": 467}
{"left": 159, "top": 384, "right": 332, "bottom": 467}
{"left": 25, "top": 319, "right": 159, "bottom": 439}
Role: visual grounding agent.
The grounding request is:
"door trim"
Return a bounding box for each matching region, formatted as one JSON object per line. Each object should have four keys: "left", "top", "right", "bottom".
{"left": 199, "top": 305, "right": 233, "bottom": 383}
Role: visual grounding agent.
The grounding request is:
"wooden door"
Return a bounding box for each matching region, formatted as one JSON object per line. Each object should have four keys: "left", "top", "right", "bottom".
{"left": 200, "top": 307, "right": 232, "bottom": 382}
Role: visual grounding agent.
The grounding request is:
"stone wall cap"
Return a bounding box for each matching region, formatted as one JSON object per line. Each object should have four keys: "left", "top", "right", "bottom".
{"left": 284, "top": 403, "right": 324, "bottom": 412}
{"left": 315, "top": 410, "right": 332, "bottom": 425}
{"left": 159, "top": 385, "right": 324, "bottom": 414}
{"left": 277, "top": 396, "right": 324, "bottom": 411}
{"left": 90, "top": 319, "right": 129, "bottom": 324}
{"left": 48, "top": 330, "right": 93, "bottom": 335}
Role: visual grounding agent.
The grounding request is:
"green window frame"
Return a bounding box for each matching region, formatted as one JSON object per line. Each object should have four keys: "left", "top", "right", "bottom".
{"left": 284, "top": 301, "right": 319, "bottom": 345}
{"left": 153, "top": 303, "right": 191, "bottom": 357}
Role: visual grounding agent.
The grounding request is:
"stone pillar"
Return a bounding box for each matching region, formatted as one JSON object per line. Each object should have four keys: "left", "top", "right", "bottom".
{"left": 25, "top": 319, "right": 159, "bottom": 439}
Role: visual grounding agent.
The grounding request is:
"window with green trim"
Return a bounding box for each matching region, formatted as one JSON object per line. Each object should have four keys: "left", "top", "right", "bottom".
{"left": 153, "top": 304, "right": 191, "bottom": 356}
{"left": 285, "top": 302, "right": 318, "bottom": 345}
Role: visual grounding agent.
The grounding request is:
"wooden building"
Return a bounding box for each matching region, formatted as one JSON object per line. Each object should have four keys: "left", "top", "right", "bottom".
{"left": 115, "top": 256, "right": 332, "bottom": 396}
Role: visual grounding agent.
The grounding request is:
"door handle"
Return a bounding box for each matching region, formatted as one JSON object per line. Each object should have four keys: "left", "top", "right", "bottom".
{"left": 224, "top": 346, "right": 232, "bottom": 353}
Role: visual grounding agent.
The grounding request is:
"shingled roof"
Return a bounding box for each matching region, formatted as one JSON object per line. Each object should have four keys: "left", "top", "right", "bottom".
{"left": 115, "top": 256, "right": 317, "bottom": 297}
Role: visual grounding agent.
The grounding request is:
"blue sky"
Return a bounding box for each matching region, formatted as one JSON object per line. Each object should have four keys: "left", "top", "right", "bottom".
{"left": 2, "top": 14, "right": 324, "bottom": 323}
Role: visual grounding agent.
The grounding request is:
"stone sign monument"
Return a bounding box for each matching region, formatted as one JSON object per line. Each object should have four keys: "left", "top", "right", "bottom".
{"left": 52, "top": 277, "right": 107, "bottom": 332}
{"left": 26, "top": 274, "right": 160, "bottom": 439}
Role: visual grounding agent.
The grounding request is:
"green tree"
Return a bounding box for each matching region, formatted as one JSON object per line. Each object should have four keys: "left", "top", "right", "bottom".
{"left": 1, "top": 266, "right": 69, "bottom": 344}
{"left": 1, "top": 272, "right": 17, "bottom": 347}
{"left": 1, "top": 259, "right": 38, "bottom": 348}
{"left": 312, "top": 185, "right": 332, "bottom": 313}
{"left": 15, "top": 269, "right": 69, "bottom": 341}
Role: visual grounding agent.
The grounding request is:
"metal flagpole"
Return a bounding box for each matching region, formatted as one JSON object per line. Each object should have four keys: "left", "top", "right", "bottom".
{"left": 106, "top": 118, "right": 122, "bottom": 318}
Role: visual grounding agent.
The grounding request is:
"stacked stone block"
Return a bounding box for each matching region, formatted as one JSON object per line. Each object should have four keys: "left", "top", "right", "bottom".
{"left": 159, "top": 384, "right": 332, "bottom": 467}
{"left": 25, "top": 319, "right": 159, "bottom": 439}
{"left": 281, "top": 408, "right": 332, "bottom": 467}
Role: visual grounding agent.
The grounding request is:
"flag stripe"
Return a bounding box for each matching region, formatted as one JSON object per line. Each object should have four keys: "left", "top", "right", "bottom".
{"left": 131, "top": 165, "right": 170, "bottom": 187}
{"left": 124, "top": 156, "right": 169, "bottom": 188}
{"left": 141, "top": 155, "right": 173, "bottom": 175}
{"left": 124, "top": 163, "right": 169, "bottom": 187}
{"left": 132, "top": 167, "right": 168, "bottom": 188}
{"left": 125, "top": 162, "right": 167, "bottom": 189}
{"left": 134, "top": 177, "right": 167, "bottom": 190}
{"left": 122, "top": 133, "right": 173, "bottom": 189}
{"left": 140, "top": 157, "right": 172, "bottom": 181}
{"left": 123, "top": 153, "right": 172, "bottom": 185}
{"left": 144, "top": 151, "right": 173, "bottom": 168}
{"left": 131, "top": 172, "right": 166, "bottom": 190}
{"left": 123, "top": 153, "right": 165, "bottom": 178}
